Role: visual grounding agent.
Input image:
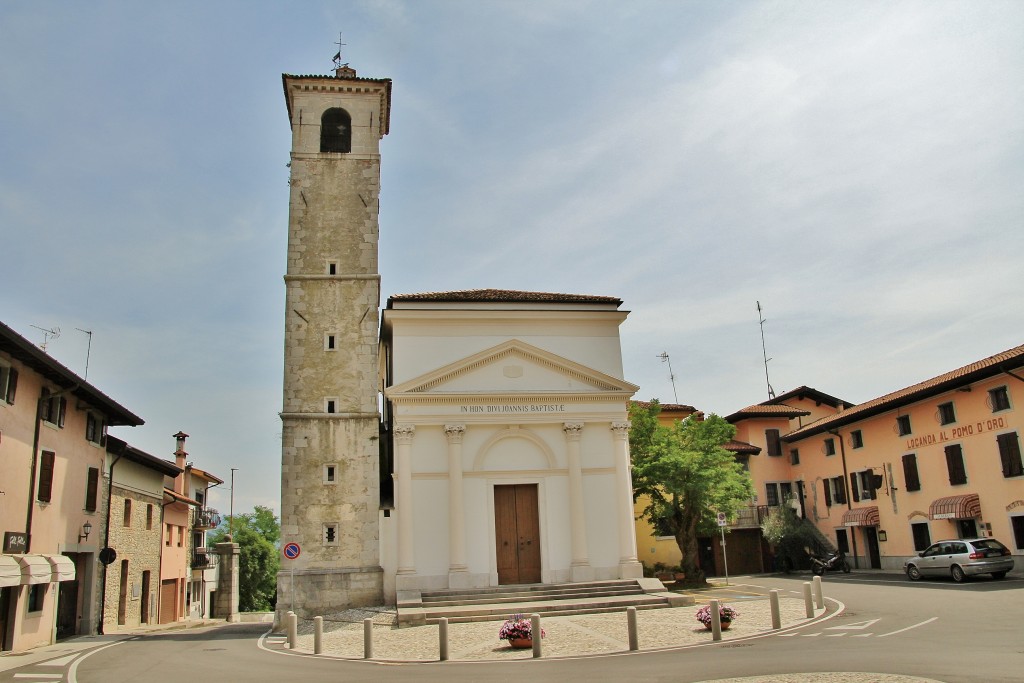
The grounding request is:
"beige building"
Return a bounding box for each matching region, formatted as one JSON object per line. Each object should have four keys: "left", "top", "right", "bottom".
{"left": 0, "top": 321, "right": 143, "bottom": 651}
{"left": 727, "top": 344, "right": 1024, "bottom": 573}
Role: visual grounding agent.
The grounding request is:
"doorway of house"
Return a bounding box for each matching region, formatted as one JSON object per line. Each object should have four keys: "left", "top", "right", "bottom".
{"left": 494, "top": 484, "right": 541, "bottom": 584}
{"left": 864, "top": 527, "right": 882, "bottom": 569}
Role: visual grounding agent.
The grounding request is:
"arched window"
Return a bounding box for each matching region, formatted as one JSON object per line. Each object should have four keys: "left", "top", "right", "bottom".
{"left": 320, "top": 108, "right": 352, "bottom": 153}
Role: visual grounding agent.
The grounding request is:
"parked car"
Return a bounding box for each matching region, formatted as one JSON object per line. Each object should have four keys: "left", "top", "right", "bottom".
{"left": 903, "top": 538, "right": 1015, "bottom": 582}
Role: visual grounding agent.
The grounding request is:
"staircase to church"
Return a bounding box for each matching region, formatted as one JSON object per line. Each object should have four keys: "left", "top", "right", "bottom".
{"left": 396, "top": 579, "right": 693, "bottom": 627}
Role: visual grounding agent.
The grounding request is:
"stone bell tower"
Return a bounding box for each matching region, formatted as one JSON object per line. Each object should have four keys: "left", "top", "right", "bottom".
{"left": 277, "top": 64, "right": 391, "bottom": 619}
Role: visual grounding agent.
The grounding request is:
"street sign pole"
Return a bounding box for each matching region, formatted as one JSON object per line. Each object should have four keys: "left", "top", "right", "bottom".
{"left": 716, "top": 512, "right": 729, "bottom": 586}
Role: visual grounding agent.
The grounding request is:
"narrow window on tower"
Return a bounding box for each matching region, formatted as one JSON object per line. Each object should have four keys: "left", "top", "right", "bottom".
{"left": 323, "top": 523, "right": 339, "bottom": 545}
{"left": 320, "top": 108, "right": 352, "bottom": 153}
{"left": 324, "top": 334, "right": 337, "bottom": 351}
{"left": 326, "top": 260, "right": 338, "bottom": 276}
{"left": 325, "top": 398, "right": 337, "bottom": 414}
{"left": 323, "top": 464, "right": 337, "bottom": 484}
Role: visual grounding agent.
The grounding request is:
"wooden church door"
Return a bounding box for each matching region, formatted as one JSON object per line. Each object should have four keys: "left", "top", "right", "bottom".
{"left": 494, "top": 484, "right": 541, "bottom": 584}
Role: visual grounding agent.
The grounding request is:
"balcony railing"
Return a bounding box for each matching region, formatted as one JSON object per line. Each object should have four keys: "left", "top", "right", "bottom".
{"left": 192, "top": 547, "right": 219, "bottom": 569}
{"left": 194, "top": 508, "right": 222, "bottom": 530}
{"left": 728, "top": 505, "right": 770, "bottom": 528}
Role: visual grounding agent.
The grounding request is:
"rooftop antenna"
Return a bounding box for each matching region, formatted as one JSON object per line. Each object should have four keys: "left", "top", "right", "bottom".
{"left": 30, "top": 325, "right": 60, "bottom": 353}
{"left": 76, "top": 328, "right": 93, "bottom": 381}
{"left": 756, "top": 301, "right": 775, "bottom": 400}
{"left": 332, "top": 32, "right": 347, "bottom": 69}
{"left": 656, "top": 352, "right": 679, "bottom": 404}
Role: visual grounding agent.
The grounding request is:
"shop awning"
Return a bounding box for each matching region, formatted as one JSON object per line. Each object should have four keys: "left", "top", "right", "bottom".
{"left": 929, "top": 494, "right": 981, "bottom": 520}
{"left": 0, "top": 555, "right": 21, "bottom": 587}
{"left": 47, "top": 554, "right": 76, "bottom": 582}
{"left": 842, "top": 506, "right": 880, "bottom": 527}
{"left": 16, "top": 555, "right": 53, "bottom": 585}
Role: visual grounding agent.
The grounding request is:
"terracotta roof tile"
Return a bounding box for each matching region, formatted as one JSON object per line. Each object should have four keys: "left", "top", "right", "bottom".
{"left": 387, "top": 289, "right": 622, "bottom": 306}
{"left": 725, "top": 439, "right": 761, "bottom": 455}
{"left": 725, "top": 403, "right": 811, "bottom": 422}
{"left": 786, "top": 342, "right": 1024, "bottom": 440}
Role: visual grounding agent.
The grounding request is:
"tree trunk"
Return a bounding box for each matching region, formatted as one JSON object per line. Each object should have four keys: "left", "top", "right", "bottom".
{"left": 676, "top": 512, "right": 705, "bottom": 585}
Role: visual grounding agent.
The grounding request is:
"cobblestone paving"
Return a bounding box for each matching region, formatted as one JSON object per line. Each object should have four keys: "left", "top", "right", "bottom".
{"left": 291, "top": 597, "right": 814, "bottom": 661}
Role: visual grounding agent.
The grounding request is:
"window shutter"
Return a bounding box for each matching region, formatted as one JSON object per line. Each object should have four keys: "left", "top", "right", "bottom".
{"left": 6, "top": 367, "right": 16, "bottom": 403}
{"left": 997, "top": 432, "right": 1023, "bottom": 478}
{"left": 850, "top": 473, "right": 860, "bottom": 502}
{"left": 834, "top": 477, "right": 847, "bottom": 504}
{"left": 38, "top": 451, "right": 55, "bottom": 502}
{"left": 85, "top": 467, "right": 99, "bottom": 512}
{"left": 823, "top": 480, "right": 832, "bottom": 507}
{"left": 58, "top": 397, "right": 67, "bottom": 428}
{"left": 945, "top": 444, "right": 966, "bottom": 485}
{"left": 766, "top": 429, "right": 781, "bottom": 456}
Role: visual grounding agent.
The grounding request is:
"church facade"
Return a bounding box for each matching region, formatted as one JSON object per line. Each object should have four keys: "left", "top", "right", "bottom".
{"left": 276, "top": 65, "right": 642, "bottom": 618}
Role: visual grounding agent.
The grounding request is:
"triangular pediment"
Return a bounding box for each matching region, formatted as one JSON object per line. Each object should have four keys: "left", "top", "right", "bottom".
{"left": 385, "top": 339, "right": 639, "bottom": 398}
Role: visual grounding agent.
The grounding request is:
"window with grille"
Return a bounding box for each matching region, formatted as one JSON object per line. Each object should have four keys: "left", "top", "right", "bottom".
{"left": 989, "top": 386, "right": 1011, "bottom": 412}
{"left": 896, "top": 415, "right": 912, "bottom": 436}
{"left": 937, "top": 401, "right": 956, "bottom": 425}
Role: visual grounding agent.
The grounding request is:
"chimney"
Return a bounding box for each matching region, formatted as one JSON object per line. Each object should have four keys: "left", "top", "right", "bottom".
{"left": 173, "top": 431, "right": 188, "bottom": 495}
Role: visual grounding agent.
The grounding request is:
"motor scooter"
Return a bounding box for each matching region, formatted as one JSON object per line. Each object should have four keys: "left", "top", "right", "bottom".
{"left": 810, "top": 550, "right": 851, "bottom": 575}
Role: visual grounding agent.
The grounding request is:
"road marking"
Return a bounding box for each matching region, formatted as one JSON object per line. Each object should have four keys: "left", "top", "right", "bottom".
{"left": 68, "top": 640, "right": 126, "bottom": 683}
{"left": 825, "top": 633, "right": 846, "bottom": 637}
{"left": 800, "top": 633, "right": 822, "bottom": 637}
{"left": 825, "top": 619, "right": 880, "bottom": 630}
{"left": 13, "top": 675, "right": 62, "bottom": 680}
{"left": 852, "top": 634, "right": 873, "bottom": 637}
{"left": 38, "top": 653, "right": 78, "bottom": 667}
{"left": 876, "top": 617, "right": 938, "bottom": 638}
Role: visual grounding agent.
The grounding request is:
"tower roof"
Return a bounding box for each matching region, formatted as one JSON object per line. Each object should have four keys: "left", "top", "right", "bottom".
{"left": 281, "top": 72, "right": 392, "bottom": 135}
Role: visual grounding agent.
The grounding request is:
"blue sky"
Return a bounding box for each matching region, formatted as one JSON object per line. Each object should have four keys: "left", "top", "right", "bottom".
{"left": 2, "top": 1, "right": 1022, "bottom": 517}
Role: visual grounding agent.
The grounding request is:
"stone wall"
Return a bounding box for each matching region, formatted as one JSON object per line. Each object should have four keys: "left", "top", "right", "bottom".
{"left": 102, "top": 485, "right": 163, "bottom": 631}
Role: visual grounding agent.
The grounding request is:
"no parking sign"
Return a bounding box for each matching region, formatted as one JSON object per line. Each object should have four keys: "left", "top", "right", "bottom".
{"left": 283, "top": 542, "right": 301, "bottom": 560}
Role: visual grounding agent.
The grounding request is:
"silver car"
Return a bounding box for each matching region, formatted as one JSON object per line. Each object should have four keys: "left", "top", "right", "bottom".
{"left": 903, "top": 538, "right": 1015, "bottom": 582}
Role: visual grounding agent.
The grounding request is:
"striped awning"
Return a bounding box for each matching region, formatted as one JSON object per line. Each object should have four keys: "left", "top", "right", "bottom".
{"left": 16, "top": 555, "right": 52, "bottom": 585}
{"left": 47, "top": 554, "right": 76, "bottom": 582}
{"left": 842, "top": 506, "right": 880, "bottom": 527}
{"left": 929, "top": 494, "right": 981, "bottom": 520}
{"left": 0, "top": 555, "right": 20, "bottom": 587}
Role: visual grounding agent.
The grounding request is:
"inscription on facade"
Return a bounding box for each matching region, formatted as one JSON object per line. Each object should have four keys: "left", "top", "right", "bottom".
{"left": 904, "top": 416, "right": 1008, "bottom": 449}
{"left": 460, "top": 404, "right": 567, "bottom": 414}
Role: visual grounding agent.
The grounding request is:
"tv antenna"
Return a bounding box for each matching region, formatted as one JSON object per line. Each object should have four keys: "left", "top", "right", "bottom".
{"left": 76, "top": 328, "right": 93, "bottom": 381}
{"left": 656, "top": 352, "right": 679, "bottom": 403}
{"left": 756, "top": 301, "right": 775, "bottom": 400}
{"left": 30, "top": 325, "right": 60, "bottom": 353}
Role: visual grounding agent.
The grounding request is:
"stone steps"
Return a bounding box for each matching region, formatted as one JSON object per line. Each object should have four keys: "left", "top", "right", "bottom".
{"left": 397, "top": 579, "right": 693, "bottom": 627}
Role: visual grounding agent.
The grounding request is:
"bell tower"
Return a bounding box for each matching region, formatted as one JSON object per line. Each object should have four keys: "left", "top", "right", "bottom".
{"left": 277, "top": 64, "right": 391, "bottom": 618}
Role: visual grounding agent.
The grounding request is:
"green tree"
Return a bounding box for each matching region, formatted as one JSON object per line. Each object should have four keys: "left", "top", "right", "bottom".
{"left": 629, "top": 400, "right": 754, "bottom": 586}
{"left": 209, "top": 505, "right": 280, "bottom": 611}
{"left": 760, "top": 504, "right": 818, "bottom": 572}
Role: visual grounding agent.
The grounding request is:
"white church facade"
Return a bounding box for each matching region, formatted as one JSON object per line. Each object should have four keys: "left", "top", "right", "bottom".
{"left": 379, "top": 290, "right": 643, "bottom": 602}
{"left": 277, "top": 63, "right": 643, "bottom": 618}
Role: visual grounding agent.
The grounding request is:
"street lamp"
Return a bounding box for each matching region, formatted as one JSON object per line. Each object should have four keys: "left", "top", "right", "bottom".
{"left": 229, "top": 468, "right": 238, "bottom": 541}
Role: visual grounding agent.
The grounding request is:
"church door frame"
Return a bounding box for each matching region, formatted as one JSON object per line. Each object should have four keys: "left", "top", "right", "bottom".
{"left": 494, "top": 483, "right": 542, "bottom": 585}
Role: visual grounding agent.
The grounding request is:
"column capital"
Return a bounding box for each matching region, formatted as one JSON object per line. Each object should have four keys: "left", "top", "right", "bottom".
{"left": 444, "top": 424, "right": 466, "bottom": 443}
{"left": 394, "top": 424, "right": 416, "bottom": 444}
{"left": 610, "top": 421, "right": 631, "bottom": 439}
{"left": 562, "top": 422, "right": 584, "bottom": 441}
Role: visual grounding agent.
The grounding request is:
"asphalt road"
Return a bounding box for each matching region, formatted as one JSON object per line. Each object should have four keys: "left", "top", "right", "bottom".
{"left": 5, "top": 572, "right": 1022, "bottom": 683}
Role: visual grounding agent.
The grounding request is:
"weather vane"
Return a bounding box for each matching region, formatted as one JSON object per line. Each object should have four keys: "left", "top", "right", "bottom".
{"left": 332, "top": 32, "right": 347, "bottom": 69}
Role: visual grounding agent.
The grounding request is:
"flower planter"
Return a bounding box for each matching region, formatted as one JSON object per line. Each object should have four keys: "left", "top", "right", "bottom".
{"left": 704, "top": 620, "right": 731, "bottom": 631}
{"left": 508, "top": 637, "right": 533, "bottom": 648}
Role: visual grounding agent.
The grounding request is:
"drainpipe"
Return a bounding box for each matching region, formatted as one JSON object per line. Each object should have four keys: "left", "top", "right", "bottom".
{"left": 829, "top": 428, "right": 859, "bottom": 569}
{"left": 26, "top": 385, "right": 78, "bottom": 552}
{"left": 98, "top": 441, "right": 124, "bottom": 634}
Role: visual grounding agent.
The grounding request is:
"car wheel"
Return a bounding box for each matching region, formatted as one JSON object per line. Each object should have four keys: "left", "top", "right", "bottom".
{"left": 906, "top": 564, "right": 921, "bottom": 581}
{"left": 991, "top": 571, "right": 1008, "bottom": 579}
{"left": 951, "top": 565, "right": 966, "bottom": 583}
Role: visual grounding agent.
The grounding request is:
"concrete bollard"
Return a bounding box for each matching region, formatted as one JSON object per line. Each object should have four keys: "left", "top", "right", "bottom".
{"left": 314, "top": 616, "right": 323, "bottom": 654}
{"left": 803, "top": 582, "right": 815, "bottom": 618}
{"left": 627, "top": 606, "right": 639, "bottom": 651}
{"left": 439, "top": 617, "right": 449, "bottom": 661}
{"left": 769, "top": 590, "right": 782, "bottom": 630}
{"left": 364, "top": 617, "right": 374, "bottom": 659}
{"left": 812, "top": 575, "right": 824, "bottom": 609}
{"left": 531, "top": 613, "right": 542, "bottom": 658}
{"left": 710, "top": 599, "right": 722, "bottom": 641}
{"left": 287, "top": 611, "right": 297, "bottom": 649}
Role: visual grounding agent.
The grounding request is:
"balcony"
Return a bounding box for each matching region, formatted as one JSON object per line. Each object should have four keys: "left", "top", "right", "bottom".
{"left": 192, "top": 547, "right": 219, "bottom": 569}
{"left": 194, "top": 508, "right": 222, "bottom": 530}
{"left": 728, "top": 505, "right": 769, "bottom": 529}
